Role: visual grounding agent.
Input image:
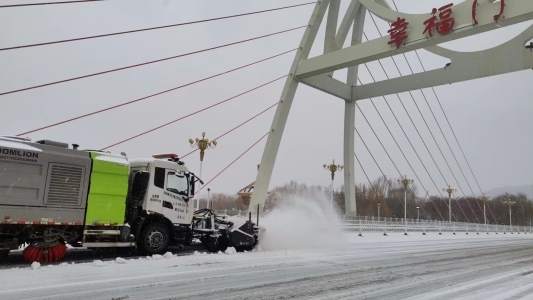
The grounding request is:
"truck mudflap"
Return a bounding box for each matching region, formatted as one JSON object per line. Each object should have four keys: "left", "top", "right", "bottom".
{"left": 120, "top": 223, "right": 132, "bottom": 242}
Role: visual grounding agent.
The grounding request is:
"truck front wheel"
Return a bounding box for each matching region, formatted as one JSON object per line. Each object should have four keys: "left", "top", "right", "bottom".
{"left": 139, "top": 223, "right": 170, "bottom": 255}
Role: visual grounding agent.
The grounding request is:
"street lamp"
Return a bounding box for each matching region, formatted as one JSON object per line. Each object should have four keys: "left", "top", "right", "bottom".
{"left": 398, "top": 175, "right": 414, "bottom": 235}
{"left": 323, "top": 159, "right": 343, "bottom": 214}
{"left": 480, "top": 193, "right": 490, "bottom": 232}
{"left": 443, "top": 185, "right": 456, "bottom": 224}
{"left": 416, "top": 206, "right": 420, "bottom": 220}
{"left": 506, "top": 199, "right": 516, "bottom": 233}
{"left": 189, "top": 132, "right": 217, "bottom": 210}
{"left": 377, "top": 203, "right": 381, "bottom": 220}
{"left": 207, "top": 188, "right": 211, "bottom": 210}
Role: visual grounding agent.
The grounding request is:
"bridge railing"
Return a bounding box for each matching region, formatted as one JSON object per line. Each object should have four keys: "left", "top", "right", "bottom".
{"left": 340, "top": 217, "right": 532, "bottom": 235}
{"left": 213, "top": 210, "right": 532, "bottom": 235}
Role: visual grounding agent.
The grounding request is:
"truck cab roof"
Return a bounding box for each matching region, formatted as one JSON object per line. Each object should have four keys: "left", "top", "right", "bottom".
{"left": 129, "top": 157, "right": 190, "bottom": 173}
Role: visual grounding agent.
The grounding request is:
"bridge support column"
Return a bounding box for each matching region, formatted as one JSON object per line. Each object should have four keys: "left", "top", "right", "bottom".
{"left": 343, "top": 4, "right": 366, "bottom": 217}
{"left": 248, "top": 0, "right": 331, "bottom": 214}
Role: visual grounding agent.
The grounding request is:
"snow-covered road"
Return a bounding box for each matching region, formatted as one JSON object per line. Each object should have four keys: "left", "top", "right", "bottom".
{"left": 1, "top": 233, "right": 532, "bottom": 300}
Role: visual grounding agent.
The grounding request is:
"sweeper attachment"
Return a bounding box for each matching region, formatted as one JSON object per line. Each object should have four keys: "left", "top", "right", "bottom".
{"left": 191, "top": 209, "right": 259, "bottom": 252}
{"left": 22, "top": 227, "right": 75, "bottom": 263}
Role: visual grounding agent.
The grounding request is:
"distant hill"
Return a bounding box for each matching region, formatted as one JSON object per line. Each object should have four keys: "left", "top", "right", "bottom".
{"left": 485, "top": 184, "right": 533, "bottom": 199}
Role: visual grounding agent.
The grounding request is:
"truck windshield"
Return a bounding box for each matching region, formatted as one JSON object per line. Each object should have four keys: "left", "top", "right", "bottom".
{"left": 166, "top": 172, "right": 188, "bottom": 196}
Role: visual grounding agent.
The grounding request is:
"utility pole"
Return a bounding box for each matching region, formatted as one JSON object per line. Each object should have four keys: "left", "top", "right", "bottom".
{"left": 399, "top": 175, "right": 414, "bottom": 236}
{"left": 324, "top": 160, "right": 343, "bottom": 215}
{"left": 377, "top": 203, "right": 381, "bottom": 220}
{"left": 416, "top": 206, "right": 420, "bottom": 220}
{"left": 443, "top": 185, "right": 456, "bottom": 224}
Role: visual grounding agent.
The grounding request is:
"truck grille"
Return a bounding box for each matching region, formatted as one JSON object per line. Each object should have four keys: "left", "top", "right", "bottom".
{"left": 44, "top": 163, "right": 85, "bottom": 206}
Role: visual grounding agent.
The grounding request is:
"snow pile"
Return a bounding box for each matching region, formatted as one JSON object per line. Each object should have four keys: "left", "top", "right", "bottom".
{"left": 31, "top": 262, "right": 40, "bottom": 269}
{"left": 93, "top": 260, "right": 106, "bottom": 267}
{"left": 224, "top": 247, "right": 237, "bottom": 255}
{"left": 116, "top": 257, "right": 127, "bottom": 264}
{"left": 258, "top": 190, "right": 345, "bottom": 251}
{"left": 163, "top": 252, "right": 174, "bottom": 259}
{"left": 152, "top": 254, "right": 163, "bottom": 260}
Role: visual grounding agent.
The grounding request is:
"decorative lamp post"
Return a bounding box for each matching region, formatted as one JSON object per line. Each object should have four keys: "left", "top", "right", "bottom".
{"left": 480, "top": 193, "right": 491, "bottom": 232}
{"left": 207, "top": 188, "right": 211, "bottom": 210}
{"left": 442, "top": 185, "right": 456, "bottom": 224}
{"left": 398, "top": 175, "right": 414, "bottom": 235}
{"left": 189, "top": 132, "right": 217, "bottom": 210}
{"left": 323, "top": 160, "right": 343, "bottom": 214}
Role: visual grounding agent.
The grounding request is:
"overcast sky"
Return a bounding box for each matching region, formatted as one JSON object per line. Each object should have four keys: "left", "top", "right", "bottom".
{"left": 0, "top": 0, "right": 532, "bottom": 198}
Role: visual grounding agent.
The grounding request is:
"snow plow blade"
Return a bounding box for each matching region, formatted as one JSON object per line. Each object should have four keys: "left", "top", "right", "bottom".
{"left": 191, "top": 209, "right": 259, "bottom": 252}
{"left": 229, "top": 221, "right": 257, "bottom": 249}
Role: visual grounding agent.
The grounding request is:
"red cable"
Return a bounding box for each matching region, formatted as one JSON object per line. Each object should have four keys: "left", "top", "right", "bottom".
{"left": 100, "top": 84, "right": 282, "bottom": 150}
{"left": 180, "top": 102, "right": 278, "bottom": 159}
{"left": 0, "top": 0, "right": 101, "bottom": 8}
{"left": 2, "top": 26, "right": 305, "bottom": 97}
{"left": 16, "top": 49, "right": 294, "bottom": 136}
{"left": 0, "top": 2, "right": 314, "bottom": 50}
{"left": 195, "top": 132, "right": 269, "bottom": 194}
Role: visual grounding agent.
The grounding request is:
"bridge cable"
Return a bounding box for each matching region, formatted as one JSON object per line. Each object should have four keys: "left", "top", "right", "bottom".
{"left": 353, "top": 132, "right": 413, "bottom": 220}
{"left": 356, "top": 77, "right": 457, "bottom": 220}
{"left": 17, "top": 49, "right": 295, "bottom": 136}
{"left": 390, "top": 0, "right": 483, "bottom": 195}
{"left": 355, "top": 105, "right": 449, "bottom": 221}
{"left": 367, "top": 12, "right": 482, "bottom": 223}
{"left": 180, "top": 102, "right": 278, "bottom": 160}
{"left": 355, "top": 151, "right": 431, "bottom": 219}
{"left": 102, "top": 97, "right": 279, "bottom": 151}
{"left": 195, "top": 132, "right": 269, "bottom": 194}
{"left": 357, "top": 70, "right": 452, "bottom": 210}
{"left": 368, "top": 12, "right": 481, "bottom": 219}
{"left": 361, "top": 30, "right": 473, "bottom": 223}
{"left": 0, "top": 2, "right": 315, "bottom": 50}
{"left": 389, "top": 0, "right": 495, "bottom": 223}
{"left": 355, "top": 126, "right": 444, "bottom": 221}
{"left": 1, "top": 26, "right": 306, "bottom": 97}
{"left": 353, "top": 147, "right": 427, "bottom": 221}
{"left": 354, "top": 127, "right": 439, "bottom": 220}
{"left": 0, "top": 0, "right": 103, "bottom": 8}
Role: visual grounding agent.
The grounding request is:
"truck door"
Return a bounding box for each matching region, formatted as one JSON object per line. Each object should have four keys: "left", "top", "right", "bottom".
{"left": 162, "top": 169, "right": 189, "bottom": 224}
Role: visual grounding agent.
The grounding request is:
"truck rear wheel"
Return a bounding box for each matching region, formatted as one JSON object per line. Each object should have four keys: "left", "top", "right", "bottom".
{"left": 139, "top": 223, "right": 170, "bottom": 255}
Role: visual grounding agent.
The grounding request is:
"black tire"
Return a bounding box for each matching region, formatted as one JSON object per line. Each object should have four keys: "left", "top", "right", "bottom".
{"left": 138, "top": 222, "right": 170, "bottom": 255}
{"left": 206, "top": 235, "right": 219, "bottom": 252}
{"left": 0, "top": 249, "right": 9, "bottom": 263}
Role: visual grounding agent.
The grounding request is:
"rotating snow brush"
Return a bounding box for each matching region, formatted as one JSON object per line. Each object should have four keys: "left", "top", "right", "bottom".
{"left": 23, "top": 242, "right": 67, "bottom": 263}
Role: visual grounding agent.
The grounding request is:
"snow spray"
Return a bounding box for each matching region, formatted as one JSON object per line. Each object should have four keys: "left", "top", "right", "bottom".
{"left": 258, "top": 189, "right": 346, "bottom": 251}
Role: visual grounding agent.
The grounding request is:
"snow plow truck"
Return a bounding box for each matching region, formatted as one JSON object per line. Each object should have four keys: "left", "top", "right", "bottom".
{"left": 0, "top": 136, "right": 259, "bottom": 263}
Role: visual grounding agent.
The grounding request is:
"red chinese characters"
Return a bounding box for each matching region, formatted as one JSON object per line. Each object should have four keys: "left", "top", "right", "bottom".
{"left": 388, "top": 17, "right": 410, "bottom": 49}
{"left": 423, "top": 3, "right": 455, "bottom": 37}
{"left": 473, "top": 0, "right": 506, "bottom": 25}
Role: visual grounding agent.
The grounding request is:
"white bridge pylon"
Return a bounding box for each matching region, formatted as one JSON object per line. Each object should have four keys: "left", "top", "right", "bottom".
{"left": 249, "top": 0, "right": 533, "bottom": 216}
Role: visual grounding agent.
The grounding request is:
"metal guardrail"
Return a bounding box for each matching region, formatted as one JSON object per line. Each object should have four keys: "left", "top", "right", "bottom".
{"left": 340, "top": 218, "right": 532, "bottom": 235}
{"left": 215, "top": 210, "right": 532, "bottom": 235}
